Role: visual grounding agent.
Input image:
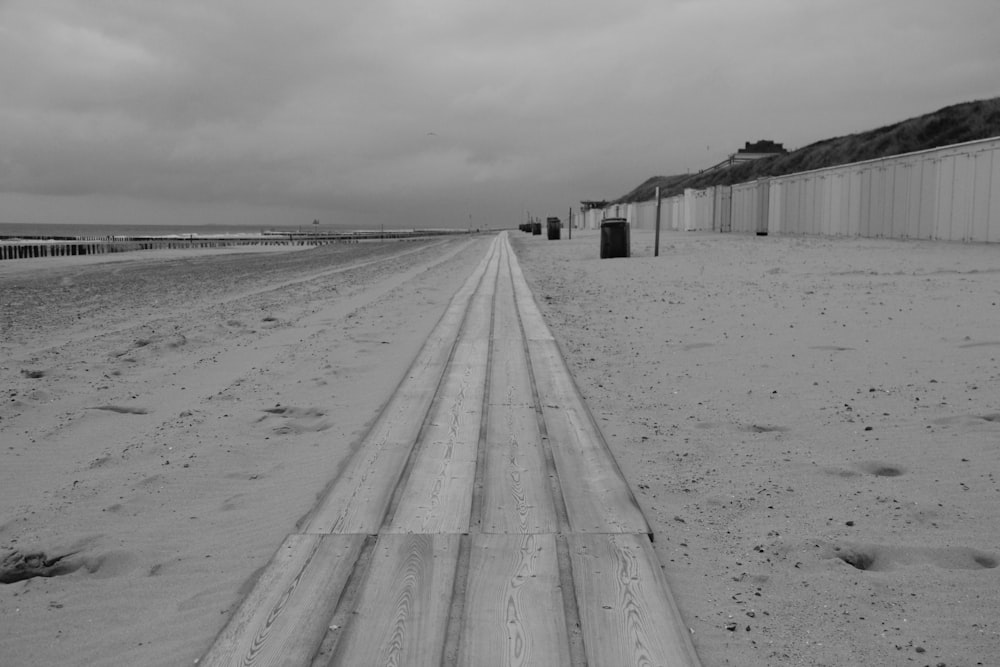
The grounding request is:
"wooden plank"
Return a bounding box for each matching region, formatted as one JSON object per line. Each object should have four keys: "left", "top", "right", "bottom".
{"left": 504, "top": 235, "right": 648, "bottom": 535}
{"left": 491, "top": 241, "right": 524, "bottom": 343}
{"left": 527, "top": 338, "right": 650, "bottom": 535}
{"left": 386, "top": 247, "right": 498, "bottom": 534}
{"left": 482, "top": 328, "right": 558, "bottom": 533}
{"left": 458, "top": 534, "right": 571, "bottom": 666}
{"left": 303, "top": 380, "right": 444, "bottom": 534}
{"left": 386, "top": 338, "right": 488, "bottom": 534}
{"left": 200, "top": 533, "right": 365, "bottom": 667}
{"left": 569, "top": 534, "right": 702, "bottom": 667}
{"left": 482, "top": 395, "right": 555, "bottom": 535}
{"left": 505, "top": 240, "right": 553, "bottom": 342}
{"left": 330, "top": 534, "right": 461, "bottom": 666}
{"left": 480, "top": 250, "right": 558, "bottom": 534}
{"left": 305, "top": 237, "right": 499, "bottom": 534}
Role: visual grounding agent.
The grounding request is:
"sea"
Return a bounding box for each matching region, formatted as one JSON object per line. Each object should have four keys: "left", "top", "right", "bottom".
{"left": 0, "top": 222, "right": 404, "bottom": 239}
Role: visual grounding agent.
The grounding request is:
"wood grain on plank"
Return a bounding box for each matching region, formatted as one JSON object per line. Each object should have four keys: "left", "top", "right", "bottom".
{"left": 503, "top": 235, "right": 647, "bottom": 534}
{"left": 458, "top": 534, "right": 572, "bottom": 666}
{"left": 386, "top": 338, "right": 489, "bottom": 534}
{"left": 199, "top": 534, "right": 364, "bottom": 667}
{"left": 330, "top": 534, "right": 461, "bottom": 666}
{"left": 524, "top": 340, "right": 649, "bottom": 535}
{"left": 304, "top": 238, "right": 498, "bottom": 535}
{"left": 505, "top": 246, "right": 553, "bottom": 342}
{"left": 490, "top": 242, "right": 524, "bottom": 343}
{"left": 481, "top": 334, "right": 558, "bottom": 533}
{"left": 479, "top": 239, "right": 560, "bottom": 534}
{"left": 569, "top": 533, "right": 702, "bottom": 667}
{"left": 385, "top": 246, "right": 498, "bottom": 534}
{"left": 303, "top": 382, "right": 442, "bottom": 535}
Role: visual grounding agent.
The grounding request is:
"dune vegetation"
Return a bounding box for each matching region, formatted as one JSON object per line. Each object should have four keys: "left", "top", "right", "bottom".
{"left": 618, "top": 96, "right": 1000, "bottom": 203}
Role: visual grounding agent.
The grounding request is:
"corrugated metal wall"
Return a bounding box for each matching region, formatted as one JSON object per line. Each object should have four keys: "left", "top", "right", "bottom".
{"left": 589, "top": 136, "right": 1000, "bottom": 242}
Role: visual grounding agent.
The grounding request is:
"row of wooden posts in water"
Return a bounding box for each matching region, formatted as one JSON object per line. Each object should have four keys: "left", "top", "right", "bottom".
{"left": 0, "top": 237, "right": 343, "bottom": 261}
{"left": 0, "top": 229, "right": 472, "bottom": 261}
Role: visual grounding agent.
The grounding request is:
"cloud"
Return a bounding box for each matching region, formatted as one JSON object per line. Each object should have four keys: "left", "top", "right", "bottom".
{"left": 0, "top": 0, "right": 997, "bottom": 228}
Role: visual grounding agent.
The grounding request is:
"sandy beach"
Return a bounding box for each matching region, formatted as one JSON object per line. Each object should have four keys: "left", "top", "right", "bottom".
{"left": 0, "top": 237, "right": 491, "bottom": 665}
{"left": 2, "top": 229, "right": 999, "bottom": 666}
{"left": 512, "top": 229, "right": 1000, "bottom": 666}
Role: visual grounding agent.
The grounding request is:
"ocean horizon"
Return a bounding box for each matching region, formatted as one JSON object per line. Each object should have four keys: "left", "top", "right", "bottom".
{"left": 0, "top": 221, "right": 440, "bottom": 239}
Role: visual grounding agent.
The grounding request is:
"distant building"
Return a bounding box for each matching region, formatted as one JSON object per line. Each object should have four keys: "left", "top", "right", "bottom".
{"left": 700, "top": 140, "right": 787, "bottom": 175}
{"left": 733, "top": 140, "right": 787, "bottom": 164}
{"left": 737, "top": 140, "right": 787, "bottom": 156}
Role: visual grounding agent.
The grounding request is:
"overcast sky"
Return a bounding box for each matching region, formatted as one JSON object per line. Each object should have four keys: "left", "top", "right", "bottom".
{"left": 1, "top": 0, "right": 997, "bottom": 229}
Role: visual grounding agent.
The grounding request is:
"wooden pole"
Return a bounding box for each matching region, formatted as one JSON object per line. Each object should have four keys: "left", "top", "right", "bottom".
{"left": 568, "top": 206, "right": 572, "bottom": 240}
{"left": 654, "top": 186, "right": 662, "bottom": 257}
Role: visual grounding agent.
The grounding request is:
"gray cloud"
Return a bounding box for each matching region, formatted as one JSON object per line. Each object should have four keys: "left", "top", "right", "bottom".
{"left": 1, "top": 0, "right": 998, "bottom": 228}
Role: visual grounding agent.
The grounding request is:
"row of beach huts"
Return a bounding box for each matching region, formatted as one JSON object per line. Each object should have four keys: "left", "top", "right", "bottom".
{"left": 570, "top": 136, "right": 1000, "bottom": 244}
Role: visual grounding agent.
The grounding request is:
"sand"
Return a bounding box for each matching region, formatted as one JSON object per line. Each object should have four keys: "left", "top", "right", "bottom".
{"left": 2, "top": 229, "right": 998, "bottom": 666}
{"left": 511, "top": 229, "right": 1000, "bottom": 666}
{"left": 0, "top": 237, "right": 491, "bottom": 666}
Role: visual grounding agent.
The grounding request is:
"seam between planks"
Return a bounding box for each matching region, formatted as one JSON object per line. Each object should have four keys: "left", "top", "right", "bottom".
{"left": 199, "top": 232, "right": 703, "bottom": 667}
{"left": 502, "top": 237, "right": 574, "bottom": 536}
{"left": 302, "top": 234, "right": 500, "bottom": 535}
{"left": 377, "top": 238, "right": 501, "bottom": 535}
{"left": 502, "top": 234, "right": 587, "bottom": 666}
{"left": 467, "top": 237, "right": 499, "bottom": 537}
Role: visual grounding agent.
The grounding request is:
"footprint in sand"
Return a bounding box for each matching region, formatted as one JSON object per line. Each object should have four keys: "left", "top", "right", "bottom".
{"left": 822, "top": 541, "right": 998, "bottom": 572}
{"left": 0, "top": 549, "right": 83, "bottom": 584}
{"left": 855, "top": 461, "right": 905, "bottom": 477}
{"left": 258, "top": 405, "right": 330, "bottom": 434}
{"left": 87, "top": 405, "right": 150, "bottom": 415}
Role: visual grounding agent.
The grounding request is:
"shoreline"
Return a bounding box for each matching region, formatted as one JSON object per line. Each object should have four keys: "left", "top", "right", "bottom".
{"left": 0, "top": 228, "right": 480, "bottom": 263}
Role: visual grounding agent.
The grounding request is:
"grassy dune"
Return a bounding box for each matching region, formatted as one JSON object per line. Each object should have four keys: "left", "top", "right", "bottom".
{"left": 619, "top": 96, "right": 1000, "bottom": 203}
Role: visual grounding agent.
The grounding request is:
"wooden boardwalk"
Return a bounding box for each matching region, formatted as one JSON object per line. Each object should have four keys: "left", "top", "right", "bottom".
{"left": 199, "top": 233, "right": 702, "bottom": 666}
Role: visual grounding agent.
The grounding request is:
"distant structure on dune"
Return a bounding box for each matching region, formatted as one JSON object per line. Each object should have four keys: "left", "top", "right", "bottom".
{"left": 702, "top": 139, "right": 787, "bottom": 175}
{"left": 736, "top": 140, "right": 787, "bottom": 159}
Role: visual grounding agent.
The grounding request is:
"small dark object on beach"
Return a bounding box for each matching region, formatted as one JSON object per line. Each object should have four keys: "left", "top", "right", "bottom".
{"left": 1, "top": 550, "right": 81, "bottom": 584}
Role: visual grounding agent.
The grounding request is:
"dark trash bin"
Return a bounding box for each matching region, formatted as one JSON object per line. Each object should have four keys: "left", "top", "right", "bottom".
{"left": 600, "top": 218, "right": 630, "bottom": 258}
{"left": 531, "top": 222, "right": 542, "bottom": 235}
{"left": 547, "top": 217, "right": 561, "bottom": 240}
